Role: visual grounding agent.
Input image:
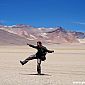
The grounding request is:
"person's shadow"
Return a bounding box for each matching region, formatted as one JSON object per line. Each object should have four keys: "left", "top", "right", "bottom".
{"left": 20, "top": 73, "right": 51, "bottom": 76}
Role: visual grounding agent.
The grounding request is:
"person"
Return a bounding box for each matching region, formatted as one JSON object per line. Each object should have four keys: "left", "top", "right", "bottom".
{"left": 20, "top": 41, "right": 54, "bottom": 65}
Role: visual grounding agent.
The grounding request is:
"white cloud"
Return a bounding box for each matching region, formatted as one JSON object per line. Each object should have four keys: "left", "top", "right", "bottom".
{"left": 0, "top": 20, "right": 6, "bottom": 25}
{"left": 73, "top": 22, "right": 85, "bottom": 25}
{"left": 0, "top": 20, "right": 5, "bottom": 23}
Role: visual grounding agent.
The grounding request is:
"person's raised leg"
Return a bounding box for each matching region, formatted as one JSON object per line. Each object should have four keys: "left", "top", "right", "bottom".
{"left": 20, "top": 54, "right": 36, "bottom": 65}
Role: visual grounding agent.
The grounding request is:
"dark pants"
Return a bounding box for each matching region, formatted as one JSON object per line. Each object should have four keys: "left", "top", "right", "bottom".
{"left": 22, "top": 54, "right": 46, "bottom": 64}
{"left": 22, "top": 54, "right": 37, "bottom": 64}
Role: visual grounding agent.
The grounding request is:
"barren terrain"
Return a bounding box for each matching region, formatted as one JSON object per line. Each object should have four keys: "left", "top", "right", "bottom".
{"left": 0, "top": 44, "right": 85, "bottom": 85}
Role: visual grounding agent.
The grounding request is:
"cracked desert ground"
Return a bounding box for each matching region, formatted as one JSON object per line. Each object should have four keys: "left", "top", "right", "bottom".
{"left": 0, "top": 44, "right": 85, "bottom": 85}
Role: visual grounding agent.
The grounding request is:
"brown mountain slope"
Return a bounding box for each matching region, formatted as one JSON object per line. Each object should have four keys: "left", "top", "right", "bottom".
{"left": 0, "top": 29, "right": 29, "bottom": 45}
{"left": 46, "top": 27, "right": 79, "bottom": 43}
{"left": 0, "top": 26, "right": 80, "bottom": 44}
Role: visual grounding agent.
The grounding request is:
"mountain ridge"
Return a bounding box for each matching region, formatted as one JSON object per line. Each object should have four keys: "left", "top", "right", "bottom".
{"left": 0, "top": 24, "right": 85, "bottom": 45}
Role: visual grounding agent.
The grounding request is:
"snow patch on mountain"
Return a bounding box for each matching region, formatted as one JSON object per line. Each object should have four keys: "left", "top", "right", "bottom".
{"left": 30, "top": 34, "right": 37, "bottom": 39}
{"left": 40, "top": 33, "right": 48, "bottom": 38}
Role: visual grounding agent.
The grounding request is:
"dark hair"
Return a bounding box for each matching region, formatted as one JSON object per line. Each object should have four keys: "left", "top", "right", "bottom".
{"left": 37, "top": 41, "right": 42, "bottom": 44}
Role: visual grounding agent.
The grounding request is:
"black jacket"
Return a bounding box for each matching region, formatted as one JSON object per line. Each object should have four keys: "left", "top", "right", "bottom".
{"left": 29, "top": 44, "right": 53, "bottom": 58}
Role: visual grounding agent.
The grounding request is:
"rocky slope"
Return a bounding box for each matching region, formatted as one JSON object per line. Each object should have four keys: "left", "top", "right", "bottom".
{"left": 0, "top": 24, "right": 85, "bottom": 45}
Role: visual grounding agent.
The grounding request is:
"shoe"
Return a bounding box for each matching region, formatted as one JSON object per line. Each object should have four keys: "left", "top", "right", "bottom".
{"left": 20, "top": 61, "right": 24, "bottom": 65}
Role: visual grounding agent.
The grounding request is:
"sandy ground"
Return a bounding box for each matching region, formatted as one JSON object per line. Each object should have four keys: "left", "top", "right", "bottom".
{"left": 0, "top": 44, "right": 85, "bottom": 85}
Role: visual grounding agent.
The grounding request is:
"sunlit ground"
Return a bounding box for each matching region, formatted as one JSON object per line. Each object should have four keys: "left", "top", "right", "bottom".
{"left": 0, "top": 44, "right": 85, "bottom": 85}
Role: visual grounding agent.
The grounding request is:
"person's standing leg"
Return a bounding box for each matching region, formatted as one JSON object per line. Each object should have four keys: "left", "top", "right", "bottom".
{"left": 20, "top": 54, "right": 36, "bottom": 65}
{"left": 37, "top": 58, "right": 41, "bottom": 74}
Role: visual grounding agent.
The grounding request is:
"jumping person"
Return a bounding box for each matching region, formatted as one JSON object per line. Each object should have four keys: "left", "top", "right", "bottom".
{"left": 20, "top": 41, "right": 54, "bottom": 65}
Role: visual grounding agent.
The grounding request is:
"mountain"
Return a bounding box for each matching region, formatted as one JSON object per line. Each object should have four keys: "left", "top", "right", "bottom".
{"left": 70, "top": 31, "right": 85, "bottom": 39}
{"left": 0, "top": 29, "right": 31, "bottom": 45}
{"left": 0, "top": 24, "right": 85, "bottom": 45}
{"left": 46, "top": 27, "right": 79, "bottom": 43}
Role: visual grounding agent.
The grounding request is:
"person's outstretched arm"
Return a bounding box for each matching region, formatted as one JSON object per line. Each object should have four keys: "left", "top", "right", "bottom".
{"left": 45, "top": 47, "right": 54, "bottom": 53}
{"left": 47, "top": 50, "right": 54, "bottom": 53}
{"left": 27, "top": 43, "right": 37, "bottom": 49}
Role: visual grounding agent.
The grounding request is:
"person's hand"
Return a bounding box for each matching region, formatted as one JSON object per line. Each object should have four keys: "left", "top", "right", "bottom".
{"left": 52, "top": 50, "right": 54, "bottom": 53}
{"left": 27, "top": 43, "right": 30, "bottom": 45}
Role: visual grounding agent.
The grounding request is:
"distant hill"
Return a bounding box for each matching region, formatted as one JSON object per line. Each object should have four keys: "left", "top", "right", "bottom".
{"left": 0, "top": 29, "right": 29, "bottom": 45}
{"left": 0, "top": 24, "right": 85, "bottom": 45}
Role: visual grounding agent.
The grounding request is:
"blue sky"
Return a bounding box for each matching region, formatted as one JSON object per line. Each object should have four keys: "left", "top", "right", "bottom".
{"left": 0, "top": 0, "right": 85, "bottom": 31}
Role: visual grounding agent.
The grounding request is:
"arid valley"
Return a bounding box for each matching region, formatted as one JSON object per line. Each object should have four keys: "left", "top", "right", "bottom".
{"left": 0, "top": 43, "right": 85, "bottom": 85}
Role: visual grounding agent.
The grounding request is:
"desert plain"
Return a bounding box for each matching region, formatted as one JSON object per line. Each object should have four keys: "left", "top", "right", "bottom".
{"left": 0, "top": 43, "right": 85, "bottom": 85}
